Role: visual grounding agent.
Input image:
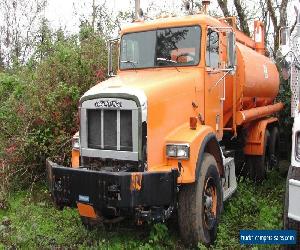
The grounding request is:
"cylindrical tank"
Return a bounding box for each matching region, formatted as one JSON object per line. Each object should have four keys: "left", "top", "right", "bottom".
{"left": 223, "top": 42, "right": 280, "bottom": 126}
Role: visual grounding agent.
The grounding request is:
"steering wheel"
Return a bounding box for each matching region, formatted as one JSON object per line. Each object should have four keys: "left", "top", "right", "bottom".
{"left": 176, "top": 52, "right": 195, "bottom": 63}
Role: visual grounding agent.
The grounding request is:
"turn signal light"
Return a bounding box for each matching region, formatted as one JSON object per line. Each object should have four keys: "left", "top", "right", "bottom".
{"left": 190, "top": 117, "right": 197, "bottom": 130}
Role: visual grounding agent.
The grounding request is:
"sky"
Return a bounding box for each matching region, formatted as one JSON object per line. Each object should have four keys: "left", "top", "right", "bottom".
{"left": 44, "top": 0, "right": 299, "bottom": 36}
{"left": 44, "top": 0, "right": 220, "bottom": 33}
{"left": 45, "top": 0, "right": 143, "bottom": 32}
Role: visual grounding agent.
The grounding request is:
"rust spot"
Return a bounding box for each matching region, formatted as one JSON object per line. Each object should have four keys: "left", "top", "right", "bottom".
{"left": 130, "top": 173, "right": 142, "bottom": 191}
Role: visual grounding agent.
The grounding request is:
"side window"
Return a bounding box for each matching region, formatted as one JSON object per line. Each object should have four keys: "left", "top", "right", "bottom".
{"left": 121, "top": 39, "right": 139, "bottom": 63}
{"left": 206, "top": 29, "right": 220, "bottom": 68}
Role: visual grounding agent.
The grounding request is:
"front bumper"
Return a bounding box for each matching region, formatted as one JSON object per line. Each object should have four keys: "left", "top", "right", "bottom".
{"left": 46, "top": 159, "right": 178, "bottom": 220}
{"left": 288, "top": 165, "right": 300, "bottom": 222}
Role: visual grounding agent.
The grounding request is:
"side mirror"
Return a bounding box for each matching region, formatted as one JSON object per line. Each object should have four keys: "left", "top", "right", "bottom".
{"left": 227, "top": 31, "right": 236, "bottom": 71}
{"left": 107, "top": 38, "right": 119, "bottom": 77}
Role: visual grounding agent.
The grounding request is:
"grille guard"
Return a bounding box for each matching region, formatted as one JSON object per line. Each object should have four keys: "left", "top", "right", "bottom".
{"left": 46, "top": 159, "right": 178, "bottom": 214}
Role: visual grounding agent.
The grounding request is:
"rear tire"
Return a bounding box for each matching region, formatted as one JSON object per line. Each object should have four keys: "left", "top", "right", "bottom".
{"left": 284, "top": 167, "right": 300, "bottom": 248}
{"left": 178, "top": 153, "right": 223, "bottom": 246}
{"left": 269, "top": 126, "right": 280, "bottom": 170}
{"left": 247, "top": 130, "right": 270, "bottom": 182}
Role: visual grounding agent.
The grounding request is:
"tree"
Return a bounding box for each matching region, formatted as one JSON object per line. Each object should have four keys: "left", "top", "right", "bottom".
{"left": 233, "top": 0, "right": 250, "bottom": 36}
{"left": 35, "top": 18, "right": 53, "bottom": 61}
{"left": 266, "top": 0, "right": 288, "bottom": 53}
{"left": 0, "top": 0, "right": 47, "bottom": 67}
{"left": 216, "top": 0, "right": 291, "bottom": 56}
{"left": 217, "top": 0, "right": 230, "bottom": 18}
{"left": 74, "top": 0, "right": 132, "bottom": 40}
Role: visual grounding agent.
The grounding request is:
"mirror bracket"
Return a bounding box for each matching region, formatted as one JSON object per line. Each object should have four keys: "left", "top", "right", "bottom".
{"left": 207, "top": 26, "right": 236, "bottom": 73}
{"left": 107, "top": 38, "right": 120, "bottom": 77}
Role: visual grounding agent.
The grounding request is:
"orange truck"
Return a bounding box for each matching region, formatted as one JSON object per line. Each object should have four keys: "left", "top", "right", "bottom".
{"left": 46, "top": 1, "right": 283, "bottom": 246}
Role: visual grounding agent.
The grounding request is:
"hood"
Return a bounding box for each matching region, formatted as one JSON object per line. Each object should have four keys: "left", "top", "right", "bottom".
{"left": 81, "top": 68, "right": 199, "bottom": 107}
{"left": 81, "top": 68, "right": 204, "bottom": 168}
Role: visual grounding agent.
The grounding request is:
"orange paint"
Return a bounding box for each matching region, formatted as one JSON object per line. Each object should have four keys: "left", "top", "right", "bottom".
{"left": 80, "top": 14, "right": 282, "bottom": 183}
{"left": 236, "top": 103, "right": 284, "bottom": 125}
{"left": 244, "top": 117, "right": 278, "bottom": 155}
{"left": 71, "top": 150, "right": 80, "bottom": 168}
{"left": 149, "top": 124, "right": 214, "bottom": 183}
{"left": 254, "top": 21, "right": 265, "bottom": 55}
{"left": 223, "top": 42, "right": 280, "bottom": 128}
{"left": 77, "top": 202, "right": 97, "bottom": 219}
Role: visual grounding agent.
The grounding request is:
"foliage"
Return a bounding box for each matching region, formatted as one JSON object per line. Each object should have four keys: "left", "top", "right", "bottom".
{"left": 277, "top": 77, "right": 293, "bottom": 154}
{"left": 0, "top": 183, "right": 175, "bottom": 249}
{"left": 0, "top": 2, "right": 292, "bottom": 249}
{"left": 213, "top": 170, "right": 285, "bottom": 249}
{"left": 0, "top": 0, "right": 48, "bottom": 66}
{"left": 0, "top": 23, "right": 107, "bottom": 195}
{"left": 0, "top": 169, "right": 286, "bottom": 249}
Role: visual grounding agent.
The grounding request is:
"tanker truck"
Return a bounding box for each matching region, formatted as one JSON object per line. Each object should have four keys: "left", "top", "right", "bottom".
{"left": 278, "top": 9, "right": 300, "bottom": 246}
{"left": 46, "top": 1, "right": 283, "bottom": 246}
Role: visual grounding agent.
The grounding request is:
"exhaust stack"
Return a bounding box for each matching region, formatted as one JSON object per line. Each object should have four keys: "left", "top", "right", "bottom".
{"left": 202, "top": 0, "right": 210, "bottom": 14}
{"left": 135, "top": 0, "right": 141, "bottom": 20}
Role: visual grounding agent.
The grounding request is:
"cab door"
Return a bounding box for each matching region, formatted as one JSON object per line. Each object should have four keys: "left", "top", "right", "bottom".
{"left": 204, "top": 27, "right": 225, "bottom": 140}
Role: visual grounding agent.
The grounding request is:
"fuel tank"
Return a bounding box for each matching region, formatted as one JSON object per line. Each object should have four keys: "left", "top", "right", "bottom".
{"left": 223, "top": 42, "right": 280, "bottom": 126}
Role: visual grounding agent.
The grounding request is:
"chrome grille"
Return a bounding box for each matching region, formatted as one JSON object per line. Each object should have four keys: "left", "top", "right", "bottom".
{"left": 81, "top": 98, "right": 139, "bottom": 161}
{"left": 87, "top": 109, "right": 133, "bottom": 151}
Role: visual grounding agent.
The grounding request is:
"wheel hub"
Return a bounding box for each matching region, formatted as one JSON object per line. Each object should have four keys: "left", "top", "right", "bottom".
{"left": 203, "top": 177, "right": 217, "bottom": 230}
{"left": 205, "top": 195, "right": 213, "bottom": 209}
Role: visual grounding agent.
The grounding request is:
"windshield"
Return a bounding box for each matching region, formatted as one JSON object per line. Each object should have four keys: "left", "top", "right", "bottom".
{"left": 120, "top": 26, "right": 201, "bottom": 69}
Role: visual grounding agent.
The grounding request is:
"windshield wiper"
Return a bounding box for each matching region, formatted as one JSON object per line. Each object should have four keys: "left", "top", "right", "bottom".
{"left": 120, "top": 60, "right": 137, "bottom": 70}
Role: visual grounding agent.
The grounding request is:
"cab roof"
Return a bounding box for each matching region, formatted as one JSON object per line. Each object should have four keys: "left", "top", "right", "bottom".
{"left": 120, "top": 14, "right": 222, "bottom": 34}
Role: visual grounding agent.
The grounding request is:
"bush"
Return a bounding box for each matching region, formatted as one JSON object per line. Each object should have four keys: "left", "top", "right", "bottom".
{"left": 0, "top": 25, "right": 108, "bottom": 196}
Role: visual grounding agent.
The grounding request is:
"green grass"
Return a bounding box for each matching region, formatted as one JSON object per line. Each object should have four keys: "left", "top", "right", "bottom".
{"left": 0, "top": 168, "right": 286, "bottom": 249}
{"left": 212, "top": 169, "right": 286, "bottom": 249}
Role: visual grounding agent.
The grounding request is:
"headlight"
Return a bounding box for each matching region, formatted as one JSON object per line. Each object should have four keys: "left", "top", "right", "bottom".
{"left": 296, "top": 132, "right": 300, "bottom": 160}
{"left": 166, "top": 144, "right": 189, "bottom": 159}
{"left": 72, "top": 134, "right": 80, "bottom": 151}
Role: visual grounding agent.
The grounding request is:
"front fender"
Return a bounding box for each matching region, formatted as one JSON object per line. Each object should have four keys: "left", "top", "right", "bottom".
{"left": 162, "top": 123, "right": 222, "bottom": 183}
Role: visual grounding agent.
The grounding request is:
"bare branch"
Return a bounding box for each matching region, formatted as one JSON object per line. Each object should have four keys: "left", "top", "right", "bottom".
{"left": 217, "top": 0, "right": 230, "bottom": 17}
{"left": 267, "top": 0, "right": 277, "bottom": 28}
{"left": 279, "top": 0, "right": 288, "bottom": 27}
{"left": 233, "top": 0, "right": 250, "bottom": 36}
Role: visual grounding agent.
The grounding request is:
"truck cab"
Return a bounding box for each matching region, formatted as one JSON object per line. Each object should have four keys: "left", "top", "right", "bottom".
{"left": 47, "top": 3, "right": 282, "bottom": 246}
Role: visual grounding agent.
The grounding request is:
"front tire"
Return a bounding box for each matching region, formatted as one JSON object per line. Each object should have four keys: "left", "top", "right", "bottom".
{"left": 178, "top": 153, "right": 223, "bottom": 246}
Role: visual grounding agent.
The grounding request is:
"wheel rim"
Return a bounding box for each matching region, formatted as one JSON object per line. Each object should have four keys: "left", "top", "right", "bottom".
{"left": 203, "top": 177, "right": 217, "bottom": 230}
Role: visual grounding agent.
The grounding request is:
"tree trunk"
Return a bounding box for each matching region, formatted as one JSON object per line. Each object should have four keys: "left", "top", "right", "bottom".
{"left": 267, "top": 0, "right": 288, "bottom": 54}
{"left": 217, "top": 0, "right": 230, "bottom": 17}
{"left": 233, "top": 0, "right": 250, "bottom": 36}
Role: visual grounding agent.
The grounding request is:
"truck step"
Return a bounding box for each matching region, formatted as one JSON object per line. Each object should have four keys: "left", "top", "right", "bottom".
{"left": 222, "top": 157, "right": 237, "bottom": 201}
{"left": 223, "top": 149, "right": 235, "bottom": 158}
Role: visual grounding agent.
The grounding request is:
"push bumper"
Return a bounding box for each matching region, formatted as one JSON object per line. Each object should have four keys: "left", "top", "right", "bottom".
{"left": 288, "top": 165, "right": 300, "bottom": 222}
{"left": 46, "top": 159, "right": 178, "bottom": 220}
